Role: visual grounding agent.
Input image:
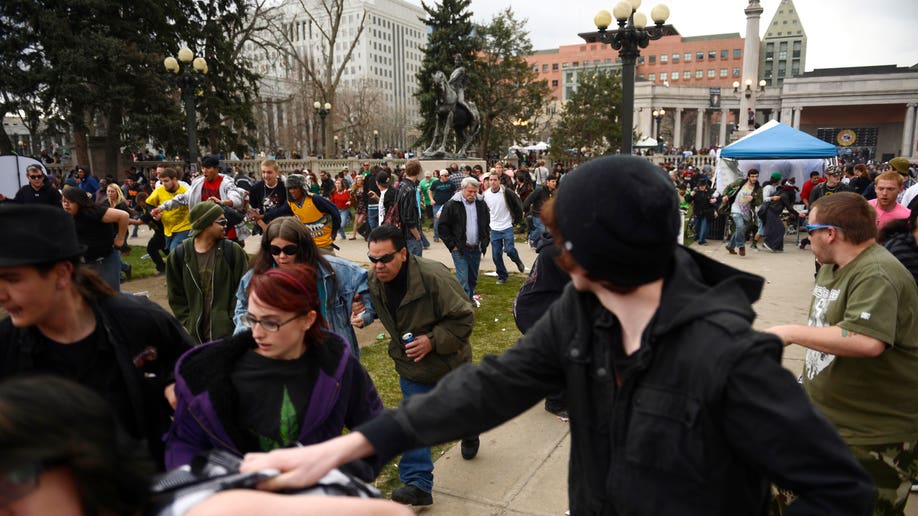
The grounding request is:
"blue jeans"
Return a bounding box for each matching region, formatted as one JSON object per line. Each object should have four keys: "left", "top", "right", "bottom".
{"left": 490, "top": 227, "right": 522, "bottom": 280}
{"left": 87, "top": 248, "right": 122, "bottom": 292}
{"left": 406, "top": 235, "right": 423, "bottom": 256}
{"left": 166, "top": 230, "right": 190, "bottom": 252}
{"left": 433, "top": 205, "right": 444, "bottom": 240}
{"left": 337, "top": 208, "right": 351, "bottom": 239}
{"left": 693, "top": 215, "right": 709, "bottom": 244}
{"left": 367, "top": 205, "right": 379, "bottom": 232}
{"left": 451, "top": 247, "right": 481, "bottom": 300}
{"left": 528, "top": 215, "right": 545, "bottom": 248}
{"left": 398, "top": 377, "right": 435, "bottom": 492}
{"left": 729, "top": 213, "right": 750, "bottom": 249}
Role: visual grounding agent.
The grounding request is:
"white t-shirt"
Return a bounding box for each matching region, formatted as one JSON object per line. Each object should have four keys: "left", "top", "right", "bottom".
{"left": 378, "top": 187, "right": 388, "bottom": 226}
{"left": 483, "top": 187, "right": 513, "bottom": 231}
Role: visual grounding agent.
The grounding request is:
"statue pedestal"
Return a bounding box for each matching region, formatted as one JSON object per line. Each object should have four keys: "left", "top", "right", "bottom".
{"left": 417, "top": 159, "right": 486, "bottom": 177}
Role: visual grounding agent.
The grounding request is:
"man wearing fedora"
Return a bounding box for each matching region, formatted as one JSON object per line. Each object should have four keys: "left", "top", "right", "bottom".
{"left": 240, "top": 156, "right": 874, "bottom": 514}
{"left": 0, "top": 203, "right": 193, "bottom": 469}
{"left": 166, "top": 201, "right": 249, "bottom": 344}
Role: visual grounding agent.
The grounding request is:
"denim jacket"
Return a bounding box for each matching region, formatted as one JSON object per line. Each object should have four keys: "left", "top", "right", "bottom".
{"left": 232, "top": 256, "right": 374, "bottom": 357}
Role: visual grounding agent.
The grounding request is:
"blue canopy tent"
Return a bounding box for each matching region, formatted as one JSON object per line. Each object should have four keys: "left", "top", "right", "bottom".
{"left": 720, "top": 120, "right": 837, "bottom": 159}
{"left": 714, "top": 120, "right": 838, "bottom": 194}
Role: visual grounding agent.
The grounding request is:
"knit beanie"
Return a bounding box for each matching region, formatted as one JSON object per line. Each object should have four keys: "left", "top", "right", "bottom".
{"left": 553, "top": 156, "right": 679, "bottom": 286}
{"left": 188, "top": 201, "right": 224, "bottom": 237}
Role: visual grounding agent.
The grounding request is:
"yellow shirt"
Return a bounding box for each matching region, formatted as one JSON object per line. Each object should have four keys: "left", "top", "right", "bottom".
{"left": 146, "top": 184, "right": 191, "bottom": 236}
{"left": 289, "top": 197, "right": 333, "bottom": 249}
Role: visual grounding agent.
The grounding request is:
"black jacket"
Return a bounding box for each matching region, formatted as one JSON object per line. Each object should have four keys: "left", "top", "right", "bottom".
{"left": 395, "top": 178, "right": 420, "bottom": 232}
{"left": 9, "top": 182, "right": 63, "bottom": 206}
{"left": 438, "top": 192, "right": 490, "bottom": 254}
{"left": 357, "top": 247, "right": 874, "bottom": 515}
{"left": 0, "top": 293, "right": 193, "bottom": 469}
{"left": 522, "top": 184, "right": 553, "bottom": 216}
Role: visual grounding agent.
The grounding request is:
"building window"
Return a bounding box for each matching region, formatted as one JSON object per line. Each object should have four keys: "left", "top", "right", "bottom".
{"left": 791, "top": 60, "right": 800, "bottom": 75}
{"left": 683, "top": 71, "right": 691, "bottom": 79}
{"left": 649, "top": 55, "right": 656, "bottom": 64}
{"left": 604, "top": 58, "right": 612, "bottom": 64}
{"left": 648, "top": 73, "right": 655, "bottom": 81}
{"left": 732, "top": 67, "right": 740, "bottom": 77}
{"left": 720, "top": 68, "right": 728, "bottom": 77}
{"left": 696, "top": 51, "right": 704, "bottom": 61}
{"left": 532, "top": 65, "right": 538, "bottom": 72}
{"left": 720, "top": 49, "right": 728, "bottom": 59}
{"left": 707, "top": 69, "right": 715, "bottom": 78}
{"left": 695, "top": 70, "right": 703, "bottom": 78}
{"left": 660, "top": 72, "right": 667, "bottom": 81}
{"left": 672, "top": 53, "right": 679, "bottom": 63}
{"left": 572, "top": 61, "right": 579, "bottom": 67}
{"left": 708, "top": 50, "right": 716, "bottom": 59}
{"left": 684, "top": 52, "right": 692, "bottom": 62}
{"left": 793, "top": 40, "right": 802, "bottom": 58}
{"left": 551, "top": 79, "right": 558, "bottom": 87}
{"left": 671, "top": 72, "right": 678, "bottom": 81}
{"left": 542, "top": 64, "right": 548, "bottom": 71}
{"left": 552, "top": 63, "right": 558, "bottom": 70}
{"left": 638, "top": 56, "right": 644, "bottom": 64}
{"left": 594, "top": 59, "right": 601, "bottom": 65}
{"left": 566, "top": 72, "right": 573, "bottom": 81}
{"left": 779, "top": 51, "right": 787, "bottom": 59}
{"left": 562, "top": 62, "right": 569, "bottom": 68}
{"left": 660, "top": 54, "right": 668, "bottom": 63}
{"left": 733, "top": 49, "right": 742, "bottom": 58}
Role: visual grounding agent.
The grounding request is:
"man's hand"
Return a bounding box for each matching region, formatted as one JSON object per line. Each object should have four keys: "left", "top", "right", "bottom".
{"left": 240, "top": 433, "right": 374, "bottom": 492}
{"left": 350, "top": 294, "right": 366, "bottom": 328}
{"left": 405, "top": 334, "right": 433, "bottom": 362}
{"left": 765, "top": 325, "right": 796, "bottom": 346}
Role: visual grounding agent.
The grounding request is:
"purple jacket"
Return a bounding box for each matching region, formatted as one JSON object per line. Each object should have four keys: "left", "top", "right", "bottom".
{"left": 165, "top": 329, "right": 382, "bottom": 469}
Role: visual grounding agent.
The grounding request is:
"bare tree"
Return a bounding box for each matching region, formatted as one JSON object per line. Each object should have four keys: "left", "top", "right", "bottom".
{"left": 266, "top": 0, "right": 367, "bottom": 156}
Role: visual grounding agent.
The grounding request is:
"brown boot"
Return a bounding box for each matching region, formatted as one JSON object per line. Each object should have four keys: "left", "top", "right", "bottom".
{"left": 739, "top": 247, "right": 746, "bottom": 256}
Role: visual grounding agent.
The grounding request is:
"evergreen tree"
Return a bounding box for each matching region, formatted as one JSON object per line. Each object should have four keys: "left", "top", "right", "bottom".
{"left": 415, "top": 0, "right": 479, "bottom": 151}
{"left": 474, "top": 8, "right": 550, "bottom": 161}
{"left": 549, "top": 70, "right": 623, "bottom": 161}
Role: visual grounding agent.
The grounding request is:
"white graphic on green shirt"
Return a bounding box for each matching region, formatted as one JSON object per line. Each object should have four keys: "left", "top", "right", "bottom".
{"left": 256, "top": 387, "right": 300, "bottom": 451}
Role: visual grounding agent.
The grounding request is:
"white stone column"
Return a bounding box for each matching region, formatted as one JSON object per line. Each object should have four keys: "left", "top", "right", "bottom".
{"left": 695, "top": 109, "right": 704, "bottom": 148}
{"left": 719, "top": 109, "right": 728, "bottom": 147}
{"left": 901, "top": 104, "right": 916, "bottom": 157}
{"left": 640, "top": 108, "right": 653, "bottom": 140}
{"left": 792, "top": 107, "right": 802, "bottom": 129}
{"left": 911, "top": 105, "right": 918, "bottom": 158}
{"left": 674, "top": 108, "right": 683, "bottom": 148}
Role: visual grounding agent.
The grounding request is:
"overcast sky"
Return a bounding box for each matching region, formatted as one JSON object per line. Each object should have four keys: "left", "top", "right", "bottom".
{"left": 405, "top": 0, "right": 918, "bottom": 71}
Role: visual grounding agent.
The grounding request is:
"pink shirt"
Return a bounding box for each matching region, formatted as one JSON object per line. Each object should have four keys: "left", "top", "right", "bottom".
{"left": 868, "top": 199, "right": 911, "bottom": 228}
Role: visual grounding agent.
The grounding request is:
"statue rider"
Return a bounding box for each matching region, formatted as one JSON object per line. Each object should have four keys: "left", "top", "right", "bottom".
{"left": 448, "top": 55, "right": 472, "bottom": 117}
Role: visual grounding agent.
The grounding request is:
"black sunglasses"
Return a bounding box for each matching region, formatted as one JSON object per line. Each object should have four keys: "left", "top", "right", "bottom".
{"left": 27, "top": 175, "right": 44, "bottom": 180}
{"left": 214, "top": 219, "right": 228, "bottom": 227}
{"left": 367, "top": 252, "right": 397, "bottom": 264}
{"left": 270, "top": 244, "right": 298, "bottom": 256}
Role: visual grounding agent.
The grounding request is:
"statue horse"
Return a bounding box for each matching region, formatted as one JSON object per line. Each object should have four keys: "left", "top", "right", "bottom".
{"left": 424, "top": 70, "right": 480, "bottom": 158}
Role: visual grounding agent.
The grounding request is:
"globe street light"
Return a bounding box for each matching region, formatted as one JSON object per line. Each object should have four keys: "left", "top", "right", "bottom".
{"left": 164, "top": 47, "right": 208, "bottom": 164}
{"left": 732, "top": 79, "right": 766, "bottom": 129}
{"left": 593, "top": 0, "right": 670, "bottom": 154}
{"left": 652, "top": 109, "right": 665, "bottom": 153}
{"left": 373, "top": 130, "right": 379, "bottom": 154}
{"left": 313, "top": 101, "right": 332, "bottom": 157}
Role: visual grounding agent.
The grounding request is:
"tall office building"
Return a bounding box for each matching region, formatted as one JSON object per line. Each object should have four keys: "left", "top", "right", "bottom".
{"left": 759, "top": 0, "right": 807, "bottom": 87}
{"left": 243, "top": 0, "right": 427, "bottom": 153}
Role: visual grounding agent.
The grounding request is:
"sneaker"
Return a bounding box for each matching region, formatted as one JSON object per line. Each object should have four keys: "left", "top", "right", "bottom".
{"left": 391, "top": 485, "right": 433, "bottom": 506}
{"left": 762, "top": 241, "right": 774, "bottom": 252}
{"left": 433, "top": 237, "right": 440, "bottom": 242}
{"left": 798, "top": 241, "right": 807, "bottom": 250}
{"left": 696, "top": 241, "right": 707, "bottom": 245}
{"left": 496, "top": 278, "right": 506, "bottom": 284}
{"left": 738, "top": 247, "right": 746, "bottom": 257}
{"left": 514, "top": 259, "right": 526, "bottom": 273}
{"left": 461, "top": 437, "right": 480, "bottom": 460}
{"left": 750, "top": 241, "right": 759, "bottom": 250}
{"left": 544, "top": 401, "right": 569, "bottom": 419}
{"left": 141, "top": 253, "right": 151, "bottom": 260}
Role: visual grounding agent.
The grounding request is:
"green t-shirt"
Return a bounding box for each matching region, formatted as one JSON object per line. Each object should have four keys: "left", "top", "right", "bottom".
{"left": 803, "top": 244, "right": 918, "bottom": 445}
{"left": 418, "top": 178, "right": 432, "bottom": 208}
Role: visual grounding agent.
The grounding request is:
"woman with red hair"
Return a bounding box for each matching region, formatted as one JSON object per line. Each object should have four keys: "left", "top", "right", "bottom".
{"left": 165, "top": 263, "right": 383, "bottom": 476}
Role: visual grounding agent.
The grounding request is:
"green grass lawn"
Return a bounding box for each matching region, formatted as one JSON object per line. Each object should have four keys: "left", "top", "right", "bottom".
{"left": 359, "top": 274, "right": 526, "bottom": 496}
{"left": 121, "top": 245, "right": 161, "bottom": 279}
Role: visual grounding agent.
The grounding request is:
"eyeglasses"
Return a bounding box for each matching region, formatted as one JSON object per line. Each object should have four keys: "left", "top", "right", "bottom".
{"left": 270, "top": 244, "right": 298, "bottom": 256}
{"left": 804, "top": 224, "right": 841, "bottom": 233}
{"left": 242, "top": 312, "right": 306, "bottom": 332}
{"left": 27, "top": 175, "right": 44, "bottom": 180}
{"left": 214, "top": 219, "right": 228, "bottom": 227}
{"left": 367, "top": 252, "right": 397, "bottom": 264}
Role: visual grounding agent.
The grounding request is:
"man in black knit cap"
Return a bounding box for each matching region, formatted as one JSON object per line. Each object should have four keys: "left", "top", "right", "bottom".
{"left": 241, "top": 156, "right": 875, "bottom": 515}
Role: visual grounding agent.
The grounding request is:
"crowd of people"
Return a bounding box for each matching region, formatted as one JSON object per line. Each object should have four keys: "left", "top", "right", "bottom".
{"left": 2, "top": 152, "right": 918, "bottom": 515}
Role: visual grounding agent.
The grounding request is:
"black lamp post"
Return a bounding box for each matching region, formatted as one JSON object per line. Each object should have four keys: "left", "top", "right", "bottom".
{"left": 313, "top": 101, "right": 332, "bottom": 157}
{"left": 652, "top": 108, "right": 665, "bottom": 153}
{"left": 733, "top": 79, "right": 766, "bottom": 129}
{"left": 164, "top": 48, "right": 208, "bottom": 164}
{"left": 593, "top": 0, "right": 670, "bottom": 154}
{"left": 373, "top": 130, "right": 379, "bottom": 154}
{"left": 334, "top": 135, "right": 339, "bottom": 158}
